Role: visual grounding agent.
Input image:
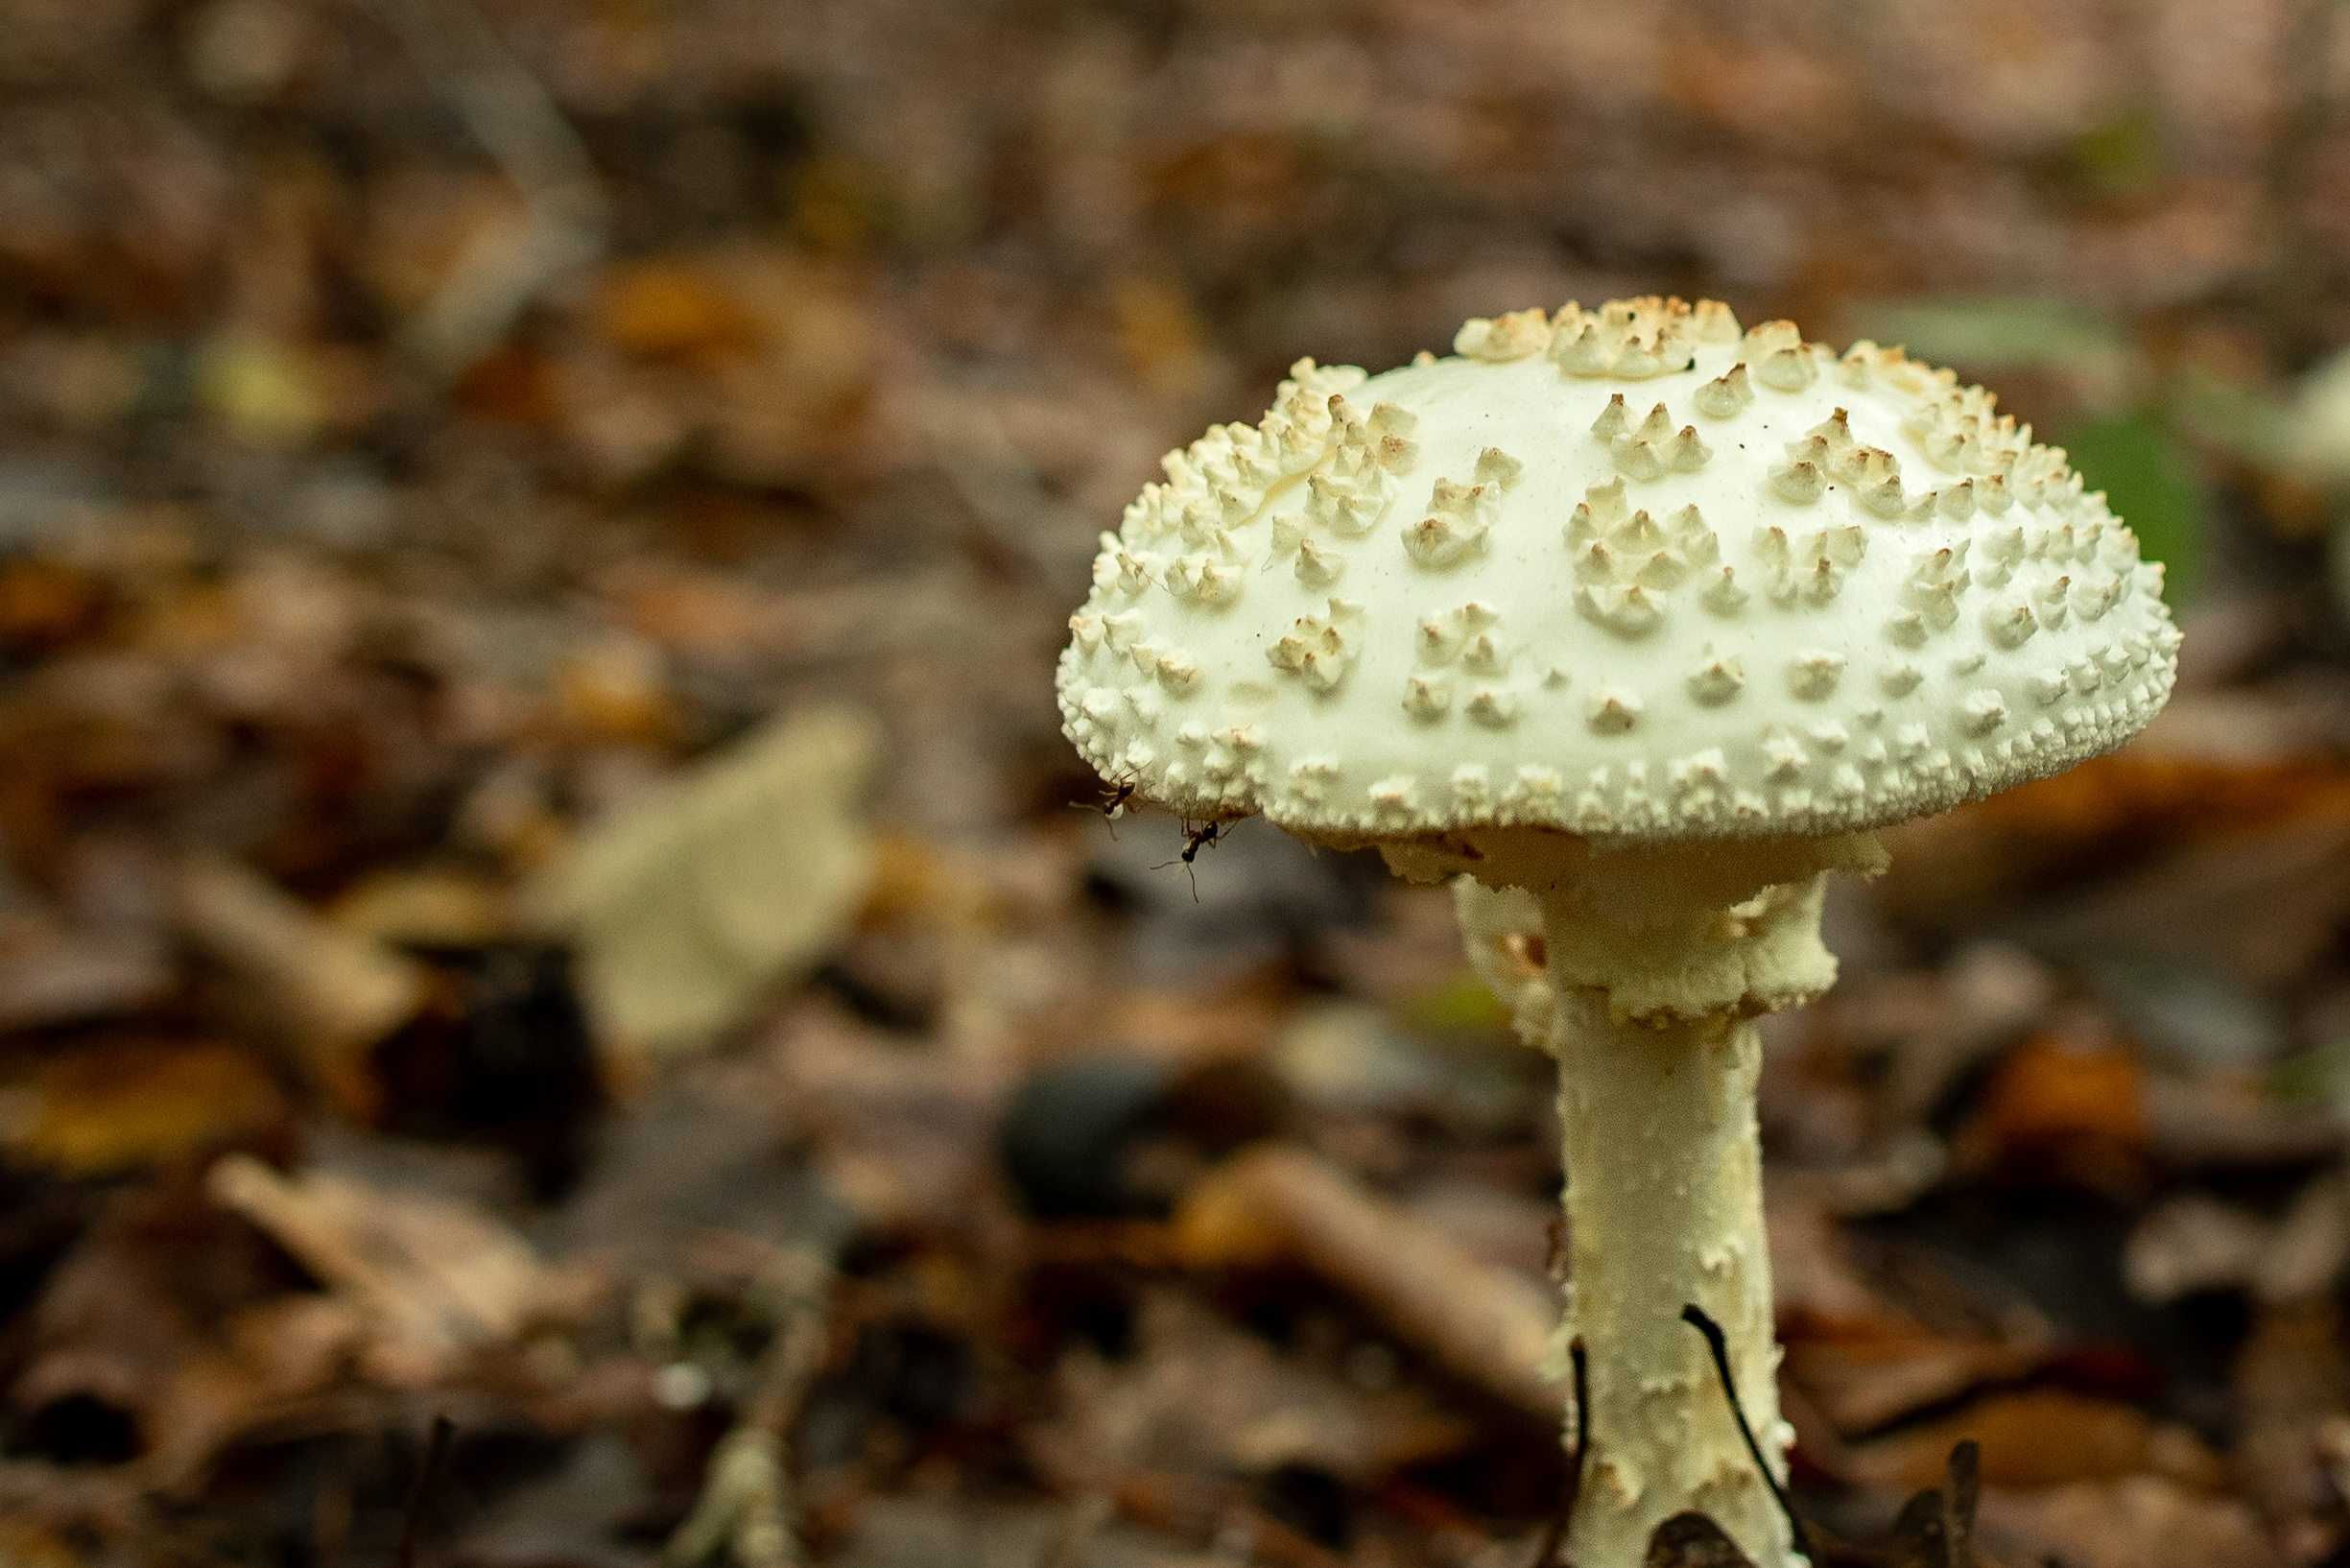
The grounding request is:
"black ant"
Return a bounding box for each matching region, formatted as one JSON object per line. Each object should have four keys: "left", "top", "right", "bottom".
{"left": 1151, "top": 817, "right": 1227, "bottom": 899}
{"left": 1072, "top": 772, "right": 1141, "bottom": 838}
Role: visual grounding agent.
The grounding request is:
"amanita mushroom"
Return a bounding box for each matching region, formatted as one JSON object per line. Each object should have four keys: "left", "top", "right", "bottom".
{"left": 1056, "top": 297, "right": 2178, "bottom": 1565}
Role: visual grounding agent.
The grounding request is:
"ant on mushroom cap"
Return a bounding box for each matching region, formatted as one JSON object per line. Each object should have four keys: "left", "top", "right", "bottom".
{"left": 1071, "top": 769, "right": 1141, "bottom": 838}
{"left": 1149, "top": 816, "right": 1229, "bottom": 899}
{"left": 1070, "top": 773, "right": 1226, "bottom": 897}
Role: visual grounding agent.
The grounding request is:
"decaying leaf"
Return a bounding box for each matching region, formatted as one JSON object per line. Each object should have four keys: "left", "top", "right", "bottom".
{"left": 2009, "top": 797, "right": 2350, "bottom": 986}
{"left": 0, "top": 916, "right": 171, "bottom": 1032}
{"left": 1841, "top": 1388, "right": 2218, "bottom": 1493}
{"left": 829, "top": 1492, "right": 1220, "bottom": 1568}
{"left": 205, "top": 1152, "right": 555, "bottom": 1385}
{"left": 1878, "top": 756, "right": 2350, "bottom": 923}
{"left": 2125, "top": 1176, "right": 2350, "bottom": 1306}
{"left": 1885, "top": 1488, "right": 1951, "bottom": 1568}
{"left": 769, "top": 1007, "right": 1010, "bottom": 1228}
{"left": 1972, "top": 1476, "right": 2282, "bottom": 1568}
{"left": 2233, "top": 1300, "right": 2350, "bottom": 1539}
{"left": 1030, "top": 1291, "right": 1470, "bottom": 1489}
{"left": 526, "top": 705, "right": 879, "bottom": 1061}
{"left": 1782, "top": 1329, "right": 2036, "bottom": 1441}
{"left": 10, "top": 1172, "right": 351, "bottom": 1487}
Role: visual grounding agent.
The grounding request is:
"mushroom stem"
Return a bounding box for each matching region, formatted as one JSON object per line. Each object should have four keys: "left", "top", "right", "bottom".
{"left": 1546, "top": 982, "right": 1784, "bottom": 1567}
{"left": 1421, "top": 828, "right": 1887, "bottom": 1567}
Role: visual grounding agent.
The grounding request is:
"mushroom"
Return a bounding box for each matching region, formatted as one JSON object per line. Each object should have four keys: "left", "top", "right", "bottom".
{"left": 1056, "top": 297, "right": 2179, "bottom": 1565}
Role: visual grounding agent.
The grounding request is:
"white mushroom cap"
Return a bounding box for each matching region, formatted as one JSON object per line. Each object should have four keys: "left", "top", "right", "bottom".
{"left": 1057, "top": 297, "right": 2180, "bottom": 841}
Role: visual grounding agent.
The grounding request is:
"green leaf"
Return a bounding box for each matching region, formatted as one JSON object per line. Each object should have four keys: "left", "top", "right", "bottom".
{"left": 2267, "top": 1040, "right": 2350, "bottom": 1108}
{"left": 2173, "top": 365, "right": 2296, "bottom": 471}
{"left": 2055, "top": 409, "right": 2204, "bottom": 603}
{"left": 2066, "top": 103, "right": 2168, "bottom": 202}
{"left": 1393, "top": 970, "right": 1511, "bottom": 1036}
{"left": 1844, "top": 297, "right": 2129, "bottom": 383}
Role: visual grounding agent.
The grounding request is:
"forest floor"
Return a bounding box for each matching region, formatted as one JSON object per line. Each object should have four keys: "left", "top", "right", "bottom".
{"left": 7, "top": 1, "right": 2350, "bottom": 1564}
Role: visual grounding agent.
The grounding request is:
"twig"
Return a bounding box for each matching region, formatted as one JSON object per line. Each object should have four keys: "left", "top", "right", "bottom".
{"left": 1174, "top": 1148, "right": 1560, "bottom": 1419}
{"left": 1527, "top": 1341, "right": 1589, "bottom": 1567}
{"left": 347, "top": 0, "right": 609, "bottom": 377}
{"left": 395, "top": 1413, "right": 457, "bottom": 1568}
{"left": 1679, "top": 1305, "right": 1811, "bottom": 1564}
{"left": 1942, "top": 1439, "right": 1980, "bottom": 1568}
{"left": 663, "top": 1249, "right": 834, "bottom": 1568}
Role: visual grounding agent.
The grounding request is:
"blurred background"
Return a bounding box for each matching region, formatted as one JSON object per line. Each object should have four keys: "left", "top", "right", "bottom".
{"left": 7, "top": 0, "right": 2350, "bottom": 1563}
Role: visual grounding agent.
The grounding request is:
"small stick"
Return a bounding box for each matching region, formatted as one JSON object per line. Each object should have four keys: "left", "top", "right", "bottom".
{"left": 1943, "top": 1439, "right": 1980, "bottom": 1568}
{"left": 1529, "top": 1344, "right": 1589, "bottom": 1568}
{"left": 663, "top": 1250, "right": 834, "bottom": 1567}
{"left": 396, "top": 1413, "right": 457, "bottom": 1568}
{"left": 1679, "top": 1305, "right": 1812, "bottom": 1563}
{"left": 1175, "top": 1148, "right": 1559, "bottom": 1419}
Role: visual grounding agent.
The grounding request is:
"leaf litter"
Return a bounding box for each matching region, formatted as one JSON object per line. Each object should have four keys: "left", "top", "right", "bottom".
{"left": 4, "top": 0, "right": 2350, "bottom": 1564}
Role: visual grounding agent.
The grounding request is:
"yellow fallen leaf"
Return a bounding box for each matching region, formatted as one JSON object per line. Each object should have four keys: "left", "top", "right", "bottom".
{"left": 0, "top": 1039, "right": 287, "bottom": 1176}
{"left": 525, "top": 704, "right": 878, "bottom": 1060}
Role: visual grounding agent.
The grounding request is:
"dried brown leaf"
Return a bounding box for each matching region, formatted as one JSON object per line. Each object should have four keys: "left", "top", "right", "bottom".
{"left": 1841, "top": 1389, "right": 2218, "bottom": 1493}
{"left": 206, "top": 1152, "right": 551, "bottom": 1386}
{"left": 1973, "top": 1477, "right": 2282, "bottom": 1568}
{"left": 174, "top": 852, "right": 428, "bottom": 1118}
{"left": 1030, "top": 1291, "right": 1469, "bottom": 1488}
